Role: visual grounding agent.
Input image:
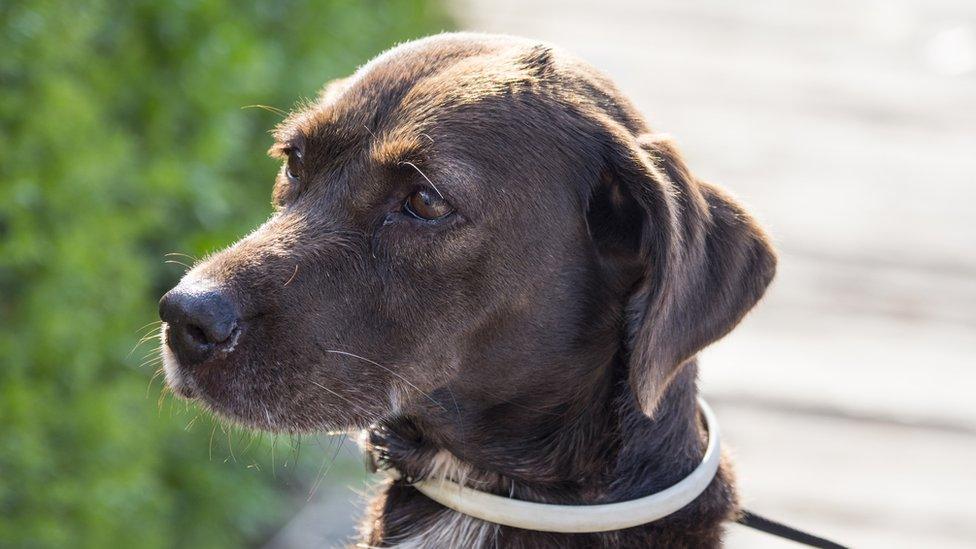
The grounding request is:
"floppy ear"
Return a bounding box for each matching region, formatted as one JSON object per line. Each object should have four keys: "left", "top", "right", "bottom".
{"left": 593, "top": 132, "right": 776, "bottom": 416}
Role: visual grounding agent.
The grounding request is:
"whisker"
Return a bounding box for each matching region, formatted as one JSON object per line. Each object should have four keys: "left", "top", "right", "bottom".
{"left": 164, "top": 259, "right": 192, "bottom": 270}
{"left": 157, "top": 385, "right": 172, "bottom": 412}
{"left": 307, "top": 434, "right": 347, "bottom": 502}
{"left": 139, "top": 360, "right": 163, "bottom": 374}
{"left": 238, "top": 427, "right": 256, "bottom": 456}
{"left": 444, "top": 385, "right": 466, "bottom": 450}
{"left": 297, "top": 434, "right": 305, "bottom": 467}
{"left": 271, "top": 434, "right": 278, "bottom": 478}
{"left": 398, "top": 161, "right": 443, "bottom": 198}
{"left": 146, "top": 368, "right": 167, "bottom": 397}
{"left": 322, "top": 349, "right": 447, "bottom": 412}
{"left": 164, "top": 252, "right": 199, "bottom": 262}
{"left": 283, "top": 264, "right": 299, "bottom": 287}
{"left": 134, "top": 320, "right": 163, "bottom": 334}
{"left": 128, "top": 330, "right": 163, "bottom": 358}
{"left": 138, "top": 349, "right": 163, "bottom": 365}
{"left": 309, "top": 379, "right": 370, "bottom": 414}
{"left": 242, "top": 104, "right": 288, "bottom": 117}
{"left": 289, "top": 433, "right": 303, "bottom": 468}
{"left": 136, "top": 331, "right": 163, "bottom": 344}
{"left": 133, "top": 339, "right": 162, "bottom": 359}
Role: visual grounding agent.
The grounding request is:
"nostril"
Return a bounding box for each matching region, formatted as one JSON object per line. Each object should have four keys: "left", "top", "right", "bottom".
{"left": 185, "top": 323, "right": 210, "bottom": 346}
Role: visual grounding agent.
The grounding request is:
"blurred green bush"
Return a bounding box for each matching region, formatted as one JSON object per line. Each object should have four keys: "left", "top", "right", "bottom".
{"left": 0, "top": 1, "right": 450, "bottom": 547}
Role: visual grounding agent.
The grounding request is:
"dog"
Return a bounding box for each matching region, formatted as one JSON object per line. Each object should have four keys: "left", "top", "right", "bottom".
{"left": 159, "top": 32, "right": 776, "bottom": 547}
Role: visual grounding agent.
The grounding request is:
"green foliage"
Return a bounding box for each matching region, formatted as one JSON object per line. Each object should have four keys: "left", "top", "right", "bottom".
{"left": 0, "top": 1, "right": 450, "bottom": 546}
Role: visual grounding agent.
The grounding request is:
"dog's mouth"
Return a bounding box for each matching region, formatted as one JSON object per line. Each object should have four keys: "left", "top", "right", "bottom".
{"left": 160, "top": 321, "right": 245, "bottom": 400}
{"left": 159, "top": 325, "right": 200, "bottom": 399}
{"left": 155, "top": 273, "right": 408, "bottom": 433}
{"left": 158, "top": 321, "right": 317, "bottom": 432}
{"left": 159, "top": 329, "right": 279, "bottom": 429}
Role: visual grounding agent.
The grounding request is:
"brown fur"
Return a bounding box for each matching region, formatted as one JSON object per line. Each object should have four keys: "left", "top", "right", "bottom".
{"left": 159, "top": 33, "right": 776, "bottom": 547}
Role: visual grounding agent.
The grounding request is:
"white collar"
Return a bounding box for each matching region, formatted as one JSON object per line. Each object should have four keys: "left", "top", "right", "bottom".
{"left": 374, "top": 397, "right": 720, "bottom": 533}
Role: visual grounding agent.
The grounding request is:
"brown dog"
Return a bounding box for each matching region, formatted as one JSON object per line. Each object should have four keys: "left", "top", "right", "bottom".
{"left": 159, "top": 33, "right": 776, "bottom": 547}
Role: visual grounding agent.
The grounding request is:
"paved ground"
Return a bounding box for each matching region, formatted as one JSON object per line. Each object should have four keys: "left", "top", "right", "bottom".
{"left": 267, "top": 2, "right": 976, "bottom": 547}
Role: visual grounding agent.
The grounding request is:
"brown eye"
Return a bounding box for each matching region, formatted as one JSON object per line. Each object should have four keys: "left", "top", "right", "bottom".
{"left": 404, "top": 188, "right": 454, "bottom": 220}
{"left": 285, "top": 149, "right": 302, "bottom": 182}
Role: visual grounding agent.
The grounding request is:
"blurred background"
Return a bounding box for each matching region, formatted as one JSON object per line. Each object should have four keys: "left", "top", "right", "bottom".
{"left": 2, "top": 1, "right": 973, "bottom": 548}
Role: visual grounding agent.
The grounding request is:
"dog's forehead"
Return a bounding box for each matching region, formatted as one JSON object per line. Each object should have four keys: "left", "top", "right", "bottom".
{"left": 277, "top": 35, "right": 563, "bottom": 152}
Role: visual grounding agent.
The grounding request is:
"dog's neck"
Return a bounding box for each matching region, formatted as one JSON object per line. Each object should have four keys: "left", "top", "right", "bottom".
{"left": 362, "top": 358, "right": 737, "bottom": 547}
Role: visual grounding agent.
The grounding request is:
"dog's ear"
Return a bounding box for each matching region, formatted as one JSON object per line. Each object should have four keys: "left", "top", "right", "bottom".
{"left": 589, "top": 132, "right": 776, "bottom": 416}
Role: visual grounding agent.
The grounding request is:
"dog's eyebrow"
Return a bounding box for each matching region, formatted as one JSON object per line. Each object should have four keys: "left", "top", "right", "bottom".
{"left": 268, "top": 141, "right": 295, "bottom": 159}
{"left": 268, "top": 101, "right": 335, "bottom": 158}
{"left": 268, "top": 129, "right": 307, "bottom": 159}
{"left": 369, "top": 131, "right": 431, "bottom": 168}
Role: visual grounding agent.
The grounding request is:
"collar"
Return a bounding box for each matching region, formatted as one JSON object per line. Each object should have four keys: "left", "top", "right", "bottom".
{"left": 366, "top": 397, "right": 720, "bottom": 534}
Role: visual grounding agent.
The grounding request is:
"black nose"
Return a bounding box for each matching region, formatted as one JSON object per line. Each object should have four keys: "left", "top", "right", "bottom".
{"left": 159, "top": 286, "right": 240, "bottom": 366}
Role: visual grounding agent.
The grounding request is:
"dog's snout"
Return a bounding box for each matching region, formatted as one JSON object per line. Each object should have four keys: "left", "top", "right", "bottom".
{"left": 159, "top": 286, "right": 240, "bottom": 366}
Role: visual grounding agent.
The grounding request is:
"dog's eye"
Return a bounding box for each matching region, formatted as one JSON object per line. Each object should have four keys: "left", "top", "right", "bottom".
{"left": 404, "top": 188, "right": 454, "bottom": 221}
{"left": 285, "top": 149, "right": 302, "bottom": 182}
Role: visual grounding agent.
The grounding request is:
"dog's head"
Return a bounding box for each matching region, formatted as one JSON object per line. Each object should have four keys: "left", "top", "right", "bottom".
{"left": 159, "top": 33, "right": 775, "bottom": 433}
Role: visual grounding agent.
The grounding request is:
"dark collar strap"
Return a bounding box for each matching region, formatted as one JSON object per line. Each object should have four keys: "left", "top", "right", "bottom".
{"left": 736, "top": 509, "right": 848, "bottom": 549}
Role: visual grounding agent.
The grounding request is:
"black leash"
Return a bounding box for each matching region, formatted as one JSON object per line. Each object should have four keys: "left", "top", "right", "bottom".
{"left": 737, "top": 509, "right": 848, "bottom": 548}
